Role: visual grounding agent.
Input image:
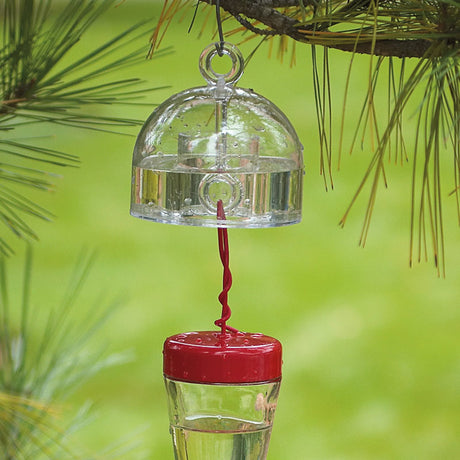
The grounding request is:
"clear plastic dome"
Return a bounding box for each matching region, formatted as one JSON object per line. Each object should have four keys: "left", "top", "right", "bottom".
{"left": 130, "top": 43, "right": 304, "bottom": 228}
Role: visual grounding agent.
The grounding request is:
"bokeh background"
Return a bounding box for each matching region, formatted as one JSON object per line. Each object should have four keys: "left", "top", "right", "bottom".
{"left": 6, "top": 1, "right": 460, "bottom": 458}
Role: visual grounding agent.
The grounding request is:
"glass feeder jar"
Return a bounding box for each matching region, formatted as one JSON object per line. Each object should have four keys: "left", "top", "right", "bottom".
{"left": 163, "top": 331, "right": 282, "bottom": 460}
{"left": 131, "top": 42, "right": 304, "bottom": 228}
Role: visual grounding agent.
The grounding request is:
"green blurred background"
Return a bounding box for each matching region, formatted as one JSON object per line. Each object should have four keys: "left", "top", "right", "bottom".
{"left": 6, "top": 1, "right": 460, "bottom": 458}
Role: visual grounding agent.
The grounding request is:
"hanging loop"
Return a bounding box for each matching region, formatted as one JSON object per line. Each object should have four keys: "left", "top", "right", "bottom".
{"left": 199, "top": 42, "right": 244, "bottom": 85}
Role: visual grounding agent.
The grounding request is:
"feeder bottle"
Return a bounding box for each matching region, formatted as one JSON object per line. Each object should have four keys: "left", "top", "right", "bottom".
{"left": 163, "top": 331, "right": 282, "bottom": 460}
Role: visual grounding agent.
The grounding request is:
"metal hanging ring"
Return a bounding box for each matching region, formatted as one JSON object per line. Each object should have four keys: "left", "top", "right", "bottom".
{"left": 199, "top": 42, "right": 244, "bottom": 85}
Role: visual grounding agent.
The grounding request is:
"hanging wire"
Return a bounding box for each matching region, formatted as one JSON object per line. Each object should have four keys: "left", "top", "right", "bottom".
{"left": 215, "top": 200, "right": 238, "bottom": 335}
{"left": 215, "top": 0, "right": 225, "bottom": 56}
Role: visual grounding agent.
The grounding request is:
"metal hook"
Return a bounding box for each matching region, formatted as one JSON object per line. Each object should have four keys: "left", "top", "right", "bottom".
{"left": 215, "top": 0, "right": 225, "bottom": 56}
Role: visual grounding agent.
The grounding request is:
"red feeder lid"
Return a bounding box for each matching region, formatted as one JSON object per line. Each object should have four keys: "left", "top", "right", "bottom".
{"left": 163, "top": 331, "right": 282, "bottom": 384}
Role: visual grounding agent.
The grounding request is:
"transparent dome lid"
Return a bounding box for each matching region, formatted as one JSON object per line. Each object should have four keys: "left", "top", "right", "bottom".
{"left": 131, "top": 43, "right": 304, "bottom": 228}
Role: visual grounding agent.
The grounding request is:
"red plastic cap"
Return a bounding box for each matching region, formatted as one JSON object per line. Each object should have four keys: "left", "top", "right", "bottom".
{"left": 163, "top": 331, "right": 282, "bottom": 384}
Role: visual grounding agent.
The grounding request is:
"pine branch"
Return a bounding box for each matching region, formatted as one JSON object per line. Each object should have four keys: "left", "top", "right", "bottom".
{"left": 0, "top": 248, "right": 134, "bottom": 458}
{"left": 176, "top": 0, "right": 459, "bottom": 58}
{"left": 0, "top": 0, "right": 171, "bottom": 254}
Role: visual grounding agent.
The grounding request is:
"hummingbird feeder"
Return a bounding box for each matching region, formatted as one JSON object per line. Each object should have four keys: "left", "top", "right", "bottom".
{"left": 130, "top": 37, "right": 304, "bottom": 460}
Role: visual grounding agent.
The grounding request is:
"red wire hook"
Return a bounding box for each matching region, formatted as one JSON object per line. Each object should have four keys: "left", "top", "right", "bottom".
{"left": 215, "top": 200, "right": 238, "bottom": 335}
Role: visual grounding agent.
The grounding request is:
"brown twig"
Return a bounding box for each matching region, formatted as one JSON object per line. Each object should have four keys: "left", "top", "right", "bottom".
{"left": 199, "top": 0, "right": 452, "bottom": 58}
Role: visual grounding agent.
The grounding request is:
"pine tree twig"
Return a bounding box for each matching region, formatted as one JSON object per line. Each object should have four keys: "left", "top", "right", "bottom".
{"left": 1, "top": 98, "right": 28, "bottom": 106}
{"left": 198, "top": 0, "right": 457, "bottom": 58}
{"left": 203, "top": 0, "right": 306, "bottom": 38}
{"left": 326, "top": 39, "right": 433, "bottom": 58}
